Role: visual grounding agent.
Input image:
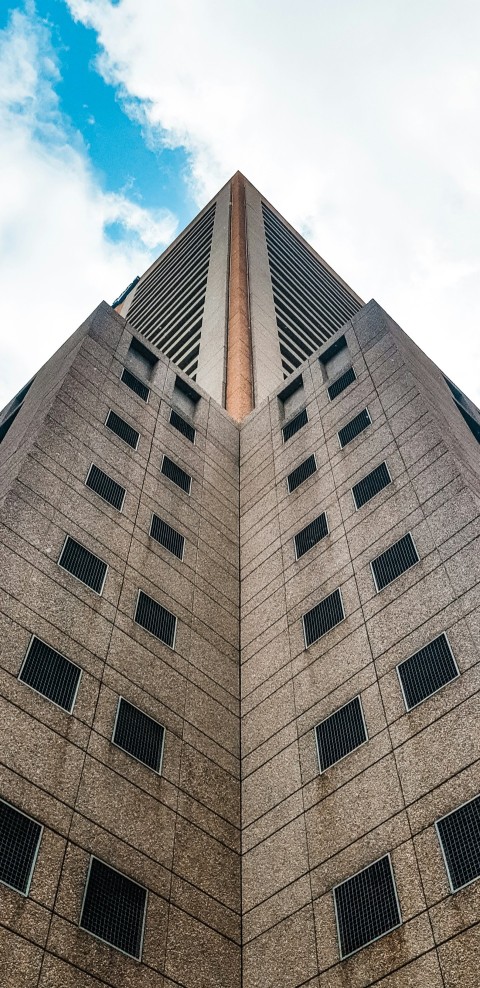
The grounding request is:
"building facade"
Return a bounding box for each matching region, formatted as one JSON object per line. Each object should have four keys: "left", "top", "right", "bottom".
{"left": 0, "top": 173, "right": 480, "bottom": 988}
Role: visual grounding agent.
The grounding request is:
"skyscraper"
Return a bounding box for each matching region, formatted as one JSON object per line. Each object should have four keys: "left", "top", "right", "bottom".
{"left": 0, "top": 172, "right": 479, "bottom": 988}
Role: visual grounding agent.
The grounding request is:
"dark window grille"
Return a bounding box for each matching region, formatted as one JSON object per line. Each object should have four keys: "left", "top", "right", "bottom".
{"left": 295, "top": 513, "right": 328, "bottom": 559}
{"left": 121, "top": 368, "right": 150, "bottom": 402}
{"left": 80, "top": 857, "right": 147, "bottom": 958}
{"left": 135, "top": 590, "right": 176, "bottom": 648}
{"left": 85, "top": 464, "right": 126, "bottom": 511}
{"left": 303, "top": 588, "right": 344, "bottom": 647}
{"left": 113, "top": 698, "right": 165, "bottom": 772}
{"left": 282, "top": 408, "right": 308, "bottom": 442}
{"left": 328, "top": 367, "right": 356, "bottom": 401}
{"left": 371, "top": 533, "right": 419, "bottom": 592}
{"left": 0, "top": 799, "right": 42, "bottom": 895}
{"left": 170, "top": 409, "right": 196, "bottom": 443}
{"left": 436, "top": 794, "right": 480, "bottom": 892}
{"left": 352, "top": 462, "right": 391, "bottom": 510}
{"left": 316, "top": 696, "right": 367, "bottom": 772}
{"left": 338, "top": 408, "right": 371, "bottom": 448}
{"left": 105, "top": 410, "right": 139, "bottom": 450}
{"left": 19, "top": 636, "right": 81, "bottom": 712}
{"left": 161, "top": 456, "right": 191, "bottom": 494}
{"left": 334, "top": 855, "right": 401, "bottom": 959}
{"left": 397, "top": 634, "right": 459, "bottom": 710}
{"left": 150, "top": 515, "right": 185, "bottom": 560}
{"left": 287, "top": 454, "right": 316, "bottom": 493}
{"left": 58, "top": 537, "right": 107, "bottom": 594}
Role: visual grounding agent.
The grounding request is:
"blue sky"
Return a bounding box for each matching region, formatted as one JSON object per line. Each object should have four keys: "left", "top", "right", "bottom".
{"left": 0, "top": 0, "right": 479, "bottom": 408}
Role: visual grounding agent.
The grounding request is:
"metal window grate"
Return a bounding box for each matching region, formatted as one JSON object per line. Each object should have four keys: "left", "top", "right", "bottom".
{"left": 113, "top": 698, "right": 165, "bottom": 772}
{"left": 303, "top": 588, "right": 344, "bottom": 647}
{"left": 0, "top": 799, "right": 42, "bottom": 895}
{"left": 121, "top": 368, "right": 150, "bottom": 402}
{"left": 436, "top": 794, "right": 480, "bottom": 892}
{"left": 170, "top": 408, "right": 196, "bottom": 443}
{"left": 80, "top": 857, "right": 147, "bottom": 958}
{"left": 328, "top": 366, "right": 356, "bottom": 401}
{"left": 135, "top": 590, "right": 176, "bottom": 648}
{"left": 295, "top": 513, "right": 328, "bottom": 559}
{"left": 105, "top": 410, "right": 139, "bottom": 449}
{"left": 397, "top": 634, "right": 459, "bottom": 710}
{"left": 316, "top": 696, "right": 367, "bottom": 772}
{"left": 161, "top": 455, "right": 191, "bottom": 494}
{"left": 287, "top": 454, "right": 316, "bottom": 493}
{"left": 371, "top": 533, "right": 419, "bottom": 592}
{"left": 282, "top": 408, "right": 308, "bottom": 442}
{"left": 19, "top": 636, "right": 81, "bottom": 712}
{"left": 58, "top": 537, "right": 107, "bottom": 594}
{"left": 85, "top": 464, "right": 126, "bottom": 511}
{"left": 352, "top": 462, "right": 391, "bottom": 510}
{"left": 334, "top": 855, "right": 401, "bottom": 959}
{"left": 150, "top": 514, "right": 185, "bottom": 560}
{"left": 338, "top": 408, "right": 371, "bottom": 448}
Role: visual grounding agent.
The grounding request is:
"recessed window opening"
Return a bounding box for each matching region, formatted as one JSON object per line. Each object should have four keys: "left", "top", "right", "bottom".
{"left": 19, "top": 636, "right": 81, "bottom": 712}
{"left": 0, "top": 799, "right": 43, "bottom": 896}
{"left": 129, "top": 336, "right": 158, "bottom": 367}
{"left": 80, "top": 856, "right": 147, "bottom": 959}
{"left": 278, "top": 374, "right": 305, "bottom": 419}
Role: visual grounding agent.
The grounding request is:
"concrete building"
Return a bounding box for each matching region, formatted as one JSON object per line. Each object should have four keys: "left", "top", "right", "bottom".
{"left": 0, "top": 172, "right": 479, "bottom": 988}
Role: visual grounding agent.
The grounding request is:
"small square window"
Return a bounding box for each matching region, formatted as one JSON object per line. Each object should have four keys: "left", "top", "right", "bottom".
{"left": 0, "top": 799, "right": 42, "bottom": 895}
{"left": 113, "top": 698, "right": 165, "bottom": 773}
{"left": 303, "top": 588, "right": 344, "bottom": 647}
{"left": 58, "top": 536, "right": 108, "bottom": 594}
{"left": 371, "top": 533, "right": 419, "bottom": 592}
{"left": 134, "top": 590, "right": 177, "bottom": 648}
{"left": 397, "top": 634, "right": 459, "bottom": 710}
{"left": 316, "top": 696, "right": 367, "bottom": 772}
{"left": 287, "top": 454, "right": 316, "bottom": 493}
{"left": 80, "top": 857, "right": 147, "bottom": 958}
{"left": 436, "top": 794, "right": 480, "bottom": 892}
{"left": 334, "top": 855, "right": 401, "bottom": 959}
{"left": 19, "top": 636, "right": 81, "bottom": 712}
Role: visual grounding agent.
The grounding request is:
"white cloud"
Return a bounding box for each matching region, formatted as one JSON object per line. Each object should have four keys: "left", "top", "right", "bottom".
{"left": 66, "top": 0, "right": 480, "bottom": 402}
{"left": 0, "top": 5, "right": 177, "bottom": 408}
